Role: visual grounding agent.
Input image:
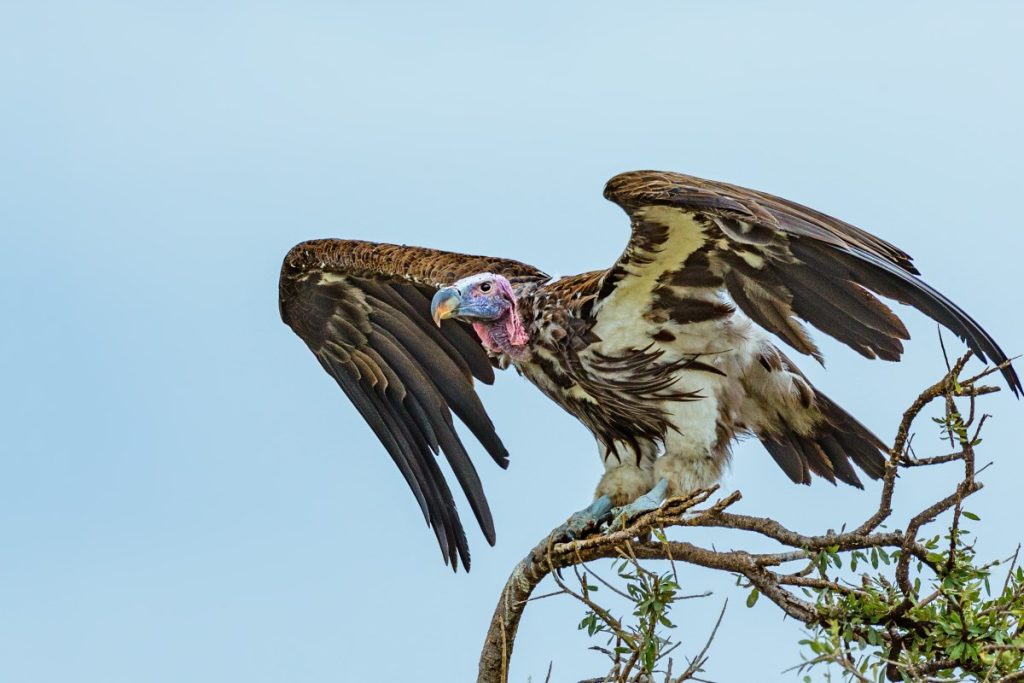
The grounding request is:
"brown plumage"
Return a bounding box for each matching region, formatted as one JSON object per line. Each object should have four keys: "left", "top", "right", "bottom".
{"left": 279, "top": 241, "right": 547, "bottom": 568}
{"left": 279, "top": 171, "right": 1019, "bottom": 570}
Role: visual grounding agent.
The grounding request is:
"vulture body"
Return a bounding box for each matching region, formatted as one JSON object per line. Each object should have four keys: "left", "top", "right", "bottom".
{"left": 279, "top": 170, "right": 1020, "bottom": 570}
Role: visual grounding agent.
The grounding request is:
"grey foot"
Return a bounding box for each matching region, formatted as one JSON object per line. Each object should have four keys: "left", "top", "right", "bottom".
{"left": 605, "top": 478, "right": 669, "bottom": 531}
{"left": 551, "top": 495, "right": 614, "bottom": 542}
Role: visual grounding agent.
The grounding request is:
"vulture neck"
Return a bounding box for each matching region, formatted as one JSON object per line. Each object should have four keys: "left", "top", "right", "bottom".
{"left": 472, "top": 309, "right": 530, "bottom": 361}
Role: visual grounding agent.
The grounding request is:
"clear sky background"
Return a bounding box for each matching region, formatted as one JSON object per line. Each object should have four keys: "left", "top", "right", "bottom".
{"left": 1, "top": 2, "right": 1022, "bottom": 681}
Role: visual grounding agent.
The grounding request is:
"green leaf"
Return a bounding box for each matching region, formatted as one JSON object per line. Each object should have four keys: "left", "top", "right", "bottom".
{"left": 746, "top": 588, "right": 760, "bottom": 608}
{"left": 962, "top": 511, "right": 980, "bottom": 521}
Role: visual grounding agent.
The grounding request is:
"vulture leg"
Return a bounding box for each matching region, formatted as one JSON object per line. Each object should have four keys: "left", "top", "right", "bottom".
{"left": 605, "top": 478, "right": 670, "bottom": 531}
{"left": 551, "top": 495, "right": 615, "bottom": 541}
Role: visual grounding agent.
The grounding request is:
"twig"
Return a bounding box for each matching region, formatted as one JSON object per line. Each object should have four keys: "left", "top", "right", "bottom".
{"left": 674, "top": 600, "right": 727, "bottom": 681}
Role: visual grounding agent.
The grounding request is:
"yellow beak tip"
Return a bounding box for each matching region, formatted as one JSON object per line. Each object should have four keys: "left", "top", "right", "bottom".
{"left": 430, "top": 295, "right": 459, "bottom": 326}
{"left": 430, "top": 288, "right": 461, "bottom": 327}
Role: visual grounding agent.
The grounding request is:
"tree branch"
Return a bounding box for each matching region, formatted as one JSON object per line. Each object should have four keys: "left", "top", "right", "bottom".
{"left": 477, "top": 356, "right": 1020, "bottom": 683}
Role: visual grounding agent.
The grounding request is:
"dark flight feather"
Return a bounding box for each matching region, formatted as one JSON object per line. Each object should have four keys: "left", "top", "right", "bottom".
{"left": 279, "top": 239, "right": 548, "bottom": 570}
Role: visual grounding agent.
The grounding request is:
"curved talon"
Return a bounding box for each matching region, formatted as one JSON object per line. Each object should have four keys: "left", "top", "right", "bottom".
{"left": 550, "top": 495, "right": 614, "bottom": 542}
{"left": 602, "top": 478, "right": 670, "bottom": 534}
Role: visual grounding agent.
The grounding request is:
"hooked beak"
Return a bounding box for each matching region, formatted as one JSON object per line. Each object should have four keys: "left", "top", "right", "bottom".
{"left": 430, "top": 287, "right": 461, "bottom": 326}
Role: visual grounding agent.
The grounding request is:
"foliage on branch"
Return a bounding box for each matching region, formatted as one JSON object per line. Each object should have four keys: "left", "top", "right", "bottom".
{"left": 799, "top": 525, "right": 1023, "bottom": 682}
{"left": 570, "top": 547, "right": 721, "bottom": 682}
{"left": 477, "top": 354, "right": 1023, "bottom": 683}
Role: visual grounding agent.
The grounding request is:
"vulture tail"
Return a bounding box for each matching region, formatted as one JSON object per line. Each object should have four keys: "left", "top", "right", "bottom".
{"left": 759, "top": 389, "right": 888, "bottom": 488}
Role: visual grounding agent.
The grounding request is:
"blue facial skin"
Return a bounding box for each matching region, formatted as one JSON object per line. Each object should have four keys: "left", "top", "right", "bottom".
{"left": 430, "top": 284, "right": 508, "bottom": 323}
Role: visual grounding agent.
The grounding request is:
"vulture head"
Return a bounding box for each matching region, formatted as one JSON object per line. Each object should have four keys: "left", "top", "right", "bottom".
{"left": 431, "top": 273, "right": 529, "bottom": 358}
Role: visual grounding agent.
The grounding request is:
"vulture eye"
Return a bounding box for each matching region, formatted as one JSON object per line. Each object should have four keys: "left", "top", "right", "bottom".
{"left": 479, "top": 282, "right": 492, "bottom": 293}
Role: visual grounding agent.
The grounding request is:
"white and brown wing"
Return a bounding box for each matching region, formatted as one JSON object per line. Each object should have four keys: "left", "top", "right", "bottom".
{"left": 601, "top": 170, "right": 1021, "bottom": 395}
{"left": 279, "top": 239, "right": 548, "bottom": 570}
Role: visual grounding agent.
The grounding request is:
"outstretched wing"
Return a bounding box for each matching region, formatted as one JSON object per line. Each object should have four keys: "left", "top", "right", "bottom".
{"left": 279, "top": 239, "right": 549, "bottom": 570}
{"left": 601, "top": 170, "right": 1020, "bottom": 395}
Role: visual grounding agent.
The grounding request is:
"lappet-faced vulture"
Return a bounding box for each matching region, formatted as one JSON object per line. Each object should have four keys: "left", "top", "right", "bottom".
{"left": 279, "top": 171, "right": 1020, "bottom": 570}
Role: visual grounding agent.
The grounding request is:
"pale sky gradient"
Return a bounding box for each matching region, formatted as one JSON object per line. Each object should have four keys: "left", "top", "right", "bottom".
{"left": 1, "top": 2, "right": 1022, "bottom": 681}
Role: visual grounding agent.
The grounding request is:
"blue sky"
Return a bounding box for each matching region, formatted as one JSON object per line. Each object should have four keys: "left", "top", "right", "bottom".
{"left": 1, "top": 2, "right": 1022, "bottom": 681}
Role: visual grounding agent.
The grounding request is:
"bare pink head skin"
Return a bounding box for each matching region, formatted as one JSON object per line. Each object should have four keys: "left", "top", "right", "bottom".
{"left": 430, "top": 273, "right": 530, "bottom": 360}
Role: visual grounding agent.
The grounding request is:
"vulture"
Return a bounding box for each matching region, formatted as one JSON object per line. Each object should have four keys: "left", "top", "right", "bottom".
{"left": 279, "top": 170, "right": 1020, "bottom": 570}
